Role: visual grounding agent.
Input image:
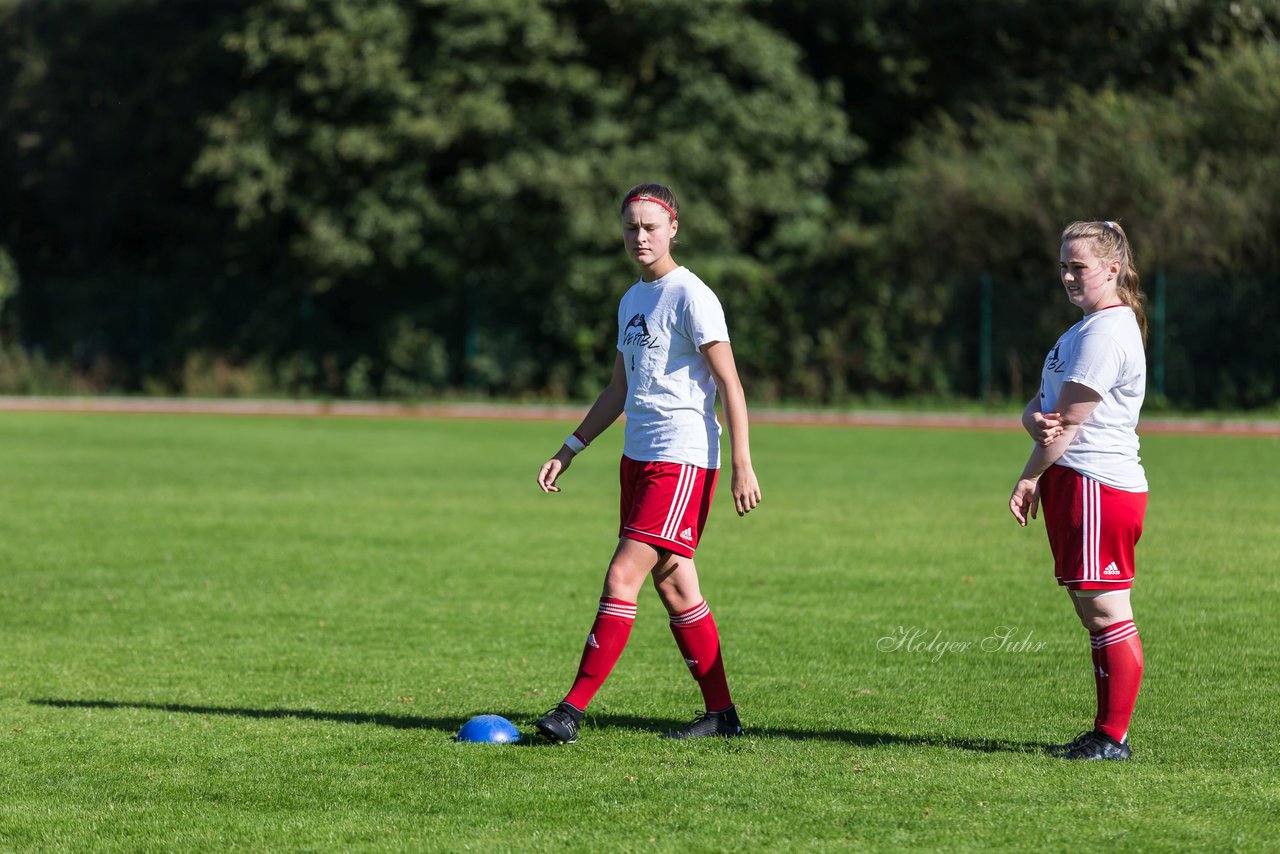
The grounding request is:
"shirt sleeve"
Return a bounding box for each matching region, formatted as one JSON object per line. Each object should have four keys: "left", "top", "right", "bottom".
{"left": 1064, "top": 329, "right": 1125, "bottom": 396}
{"left": 681, "top": 284, "right": 730, "bottom": 349}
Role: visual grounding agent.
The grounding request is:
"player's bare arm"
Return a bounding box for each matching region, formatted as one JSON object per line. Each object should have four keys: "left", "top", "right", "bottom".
{"left": 1009, "top": 381, "right": 1102, "bottom": 525}
{"left": 1022, "top": 395, "right": 1063, "bottom": 446}
{"left": 537, "top": 353, "right": 628, "bottom": 493}
{"left": 701, "top": 340, "right": 761, "bottom": 516}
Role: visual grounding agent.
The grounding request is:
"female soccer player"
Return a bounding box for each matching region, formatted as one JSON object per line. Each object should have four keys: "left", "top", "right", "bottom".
{"left": 1010, "top": 220, "right": 1149, "bottom": 761}
{"left": 533, "top": 182, "right": 762, "bottom": 744}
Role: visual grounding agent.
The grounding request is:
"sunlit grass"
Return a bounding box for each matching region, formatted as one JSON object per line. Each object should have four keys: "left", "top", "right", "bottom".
{"left": 0, "top": 413, "right": 1276, "bottom": 851}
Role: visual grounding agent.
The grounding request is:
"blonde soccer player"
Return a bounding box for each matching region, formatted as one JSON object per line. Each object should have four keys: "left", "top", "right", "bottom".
{"left": 534, "top": 183, "right": 761, "bottom": 744}
{"left": 1010, "top": 220, "right": 1149, "bottom": 761}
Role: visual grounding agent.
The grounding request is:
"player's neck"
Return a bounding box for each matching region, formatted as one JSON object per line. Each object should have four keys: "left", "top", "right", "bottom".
{"left": 640, "top": 256, "right": 678, "bottom": 282}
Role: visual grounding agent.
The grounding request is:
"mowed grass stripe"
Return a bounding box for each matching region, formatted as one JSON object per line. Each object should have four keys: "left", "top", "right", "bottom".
{"left": 0, "top": 413, "right": 1276, "bottom": 851}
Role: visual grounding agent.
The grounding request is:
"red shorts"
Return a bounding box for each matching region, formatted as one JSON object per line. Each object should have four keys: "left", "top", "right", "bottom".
{"left": 618, "top": 455, "right": 718, "bottom": 559}
{"left": 1040, "top": 464, "right": 1147, "bottom": 590}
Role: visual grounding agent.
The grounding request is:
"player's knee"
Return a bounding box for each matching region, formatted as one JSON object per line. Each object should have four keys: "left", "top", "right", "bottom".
{"left": 1078, "top": 613, "right": 1113, "bottom": 632}
{"left": 653, "top": 577, "right": 700, "bottom": 614}
{"left": 1076, "top": 606, "right": 1133, "bottom": 632}
{"left": 604, "top": 559, "right": 649, "bottom": 592}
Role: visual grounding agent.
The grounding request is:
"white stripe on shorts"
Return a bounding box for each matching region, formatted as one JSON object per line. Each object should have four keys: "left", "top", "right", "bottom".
{"left": 1082, "top": 475, "right": 1101, "bottom": 582}
{"left": 659, "top": 464, "right": 696, "bottom": 544}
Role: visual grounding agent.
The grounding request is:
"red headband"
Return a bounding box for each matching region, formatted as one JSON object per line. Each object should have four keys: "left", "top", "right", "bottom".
{"left": 626, "top": 195, "right": 677, "bottom": 219}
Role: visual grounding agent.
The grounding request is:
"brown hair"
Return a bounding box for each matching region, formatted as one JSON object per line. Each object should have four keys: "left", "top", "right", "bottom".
{"left": 1060, "top": 220, "right": 1147, "bottom": 345}
{"left": 620, "top": 183, "right": 679, "bottom": 220}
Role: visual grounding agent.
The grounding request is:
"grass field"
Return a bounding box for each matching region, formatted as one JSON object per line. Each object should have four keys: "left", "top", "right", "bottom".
{"left": 1, "top": 411, "right": 1277, "bottom": 852}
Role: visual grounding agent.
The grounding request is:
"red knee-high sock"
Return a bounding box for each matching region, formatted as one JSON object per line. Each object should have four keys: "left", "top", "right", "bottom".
{"left": 563, "top": 597, "right": 636, "bottom": 711}
{"left": 1090, "top": 619, "right": 1143, "bottom": 742}
{"left": 669, "top": 600, "right": 733, "bottom": 712}
{"left": 1090, "top": 645, "right": 1110, "bottom": 734}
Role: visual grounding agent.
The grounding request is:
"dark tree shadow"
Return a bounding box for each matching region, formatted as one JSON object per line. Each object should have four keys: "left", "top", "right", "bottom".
{"left": 746, "top": 727, "right": 1049, "bottom": 754}
{"left": 29, "top": 698, "right": 504, "bottom": 734}
{"left": 562, "top": 713, "right": 1051, "bottom": 754}
{"left": 29, "top": 699, "right": 1053, "bottom": 753}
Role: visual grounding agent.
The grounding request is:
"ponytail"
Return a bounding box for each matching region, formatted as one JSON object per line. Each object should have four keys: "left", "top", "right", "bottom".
{"left": 1061, "top": 220, "right": 1147, "bottom": 345}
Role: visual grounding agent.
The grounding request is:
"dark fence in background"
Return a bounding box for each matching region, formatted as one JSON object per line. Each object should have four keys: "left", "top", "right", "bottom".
{"left": 962, "top": 270, "right": 1279, "bottom": 410}
{"left": 6, "top": 270, "right": 1276, "bottom": 411}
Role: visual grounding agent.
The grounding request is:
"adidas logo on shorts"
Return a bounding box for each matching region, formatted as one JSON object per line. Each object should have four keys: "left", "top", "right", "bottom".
{"left": 678, "top": 527, "right": 693, "bottom": 542}
{"left": 1102, "top": 562, "right": 1121, "bottom": 576}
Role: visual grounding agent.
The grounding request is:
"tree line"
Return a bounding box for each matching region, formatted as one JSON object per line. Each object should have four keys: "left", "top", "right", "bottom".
{"left": 2, "top": 0, "right": 1277, "bottom": 409}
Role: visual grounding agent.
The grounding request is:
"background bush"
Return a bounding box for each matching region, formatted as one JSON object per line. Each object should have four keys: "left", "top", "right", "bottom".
{"left": 1, "top": 0, "right": 1277, "bottom": 408}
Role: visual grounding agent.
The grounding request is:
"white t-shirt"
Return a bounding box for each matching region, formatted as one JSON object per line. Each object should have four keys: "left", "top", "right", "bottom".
{"left": 1039, "top": 305, "right": 1147, "bottom": 491}
{"left": 617, "top": 266, "right": 729, "bottom": 468}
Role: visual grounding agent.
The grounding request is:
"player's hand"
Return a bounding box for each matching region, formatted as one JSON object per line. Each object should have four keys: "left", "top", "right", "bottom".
{"left": 537, "top": 450, "right": 574, "bottom": 493}
{"left": 1028, "top": 411, "right": 1063, "bottom": 447}
{"left": 731, "top": 465, "right": 761, "bottom": 517}
{"left": 1009, "top": 477, "right": 1040, "bottom": 527}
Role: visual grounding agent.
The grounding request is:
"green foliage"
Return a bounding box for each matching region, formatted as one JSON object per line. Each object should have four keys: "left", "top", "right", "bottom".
{"left": 0, "top": 245, "right": 17, "bottom": 319}
{"left": 0, "top": 344, "right": 78, "bottom": 393}
{"left": 1, "top": 412, "right": 1277, "bottom": 849}
{"left": 0, "top": 0, "right": 255, "bottom": 381}
{"left": 1, "top": 0, "right": 1278, "bottom": 406}
{"left": 762, "top": 0, "right": 1280, "bottom": 163}
{"left": 881, "top": 40, "right": 1280, "bottom": 404}
{"left": 187, "top": 0, "right": 859, "bottom": 396}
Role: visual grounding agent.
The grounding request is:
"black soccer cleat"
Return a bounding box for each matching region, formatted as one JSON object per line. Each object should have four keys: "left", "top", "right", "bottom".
{"left": 534, "top": 702, "right": 582, "bottom": 744}
{"left": 1046, "top": 730, "right": 1096, "bottom": 758}
{"left": 1058, "top": 730, "right": 1132, "bottom": 761}
{"left": 662, "top": 705, "right": 744, "bottom": 739}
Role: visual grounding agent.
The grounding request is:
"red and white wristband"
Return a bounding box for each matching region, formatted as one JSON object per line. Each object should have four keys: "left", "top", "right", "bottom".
{"left": 564, "top": 431, "right": 589, "bottom": 455}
